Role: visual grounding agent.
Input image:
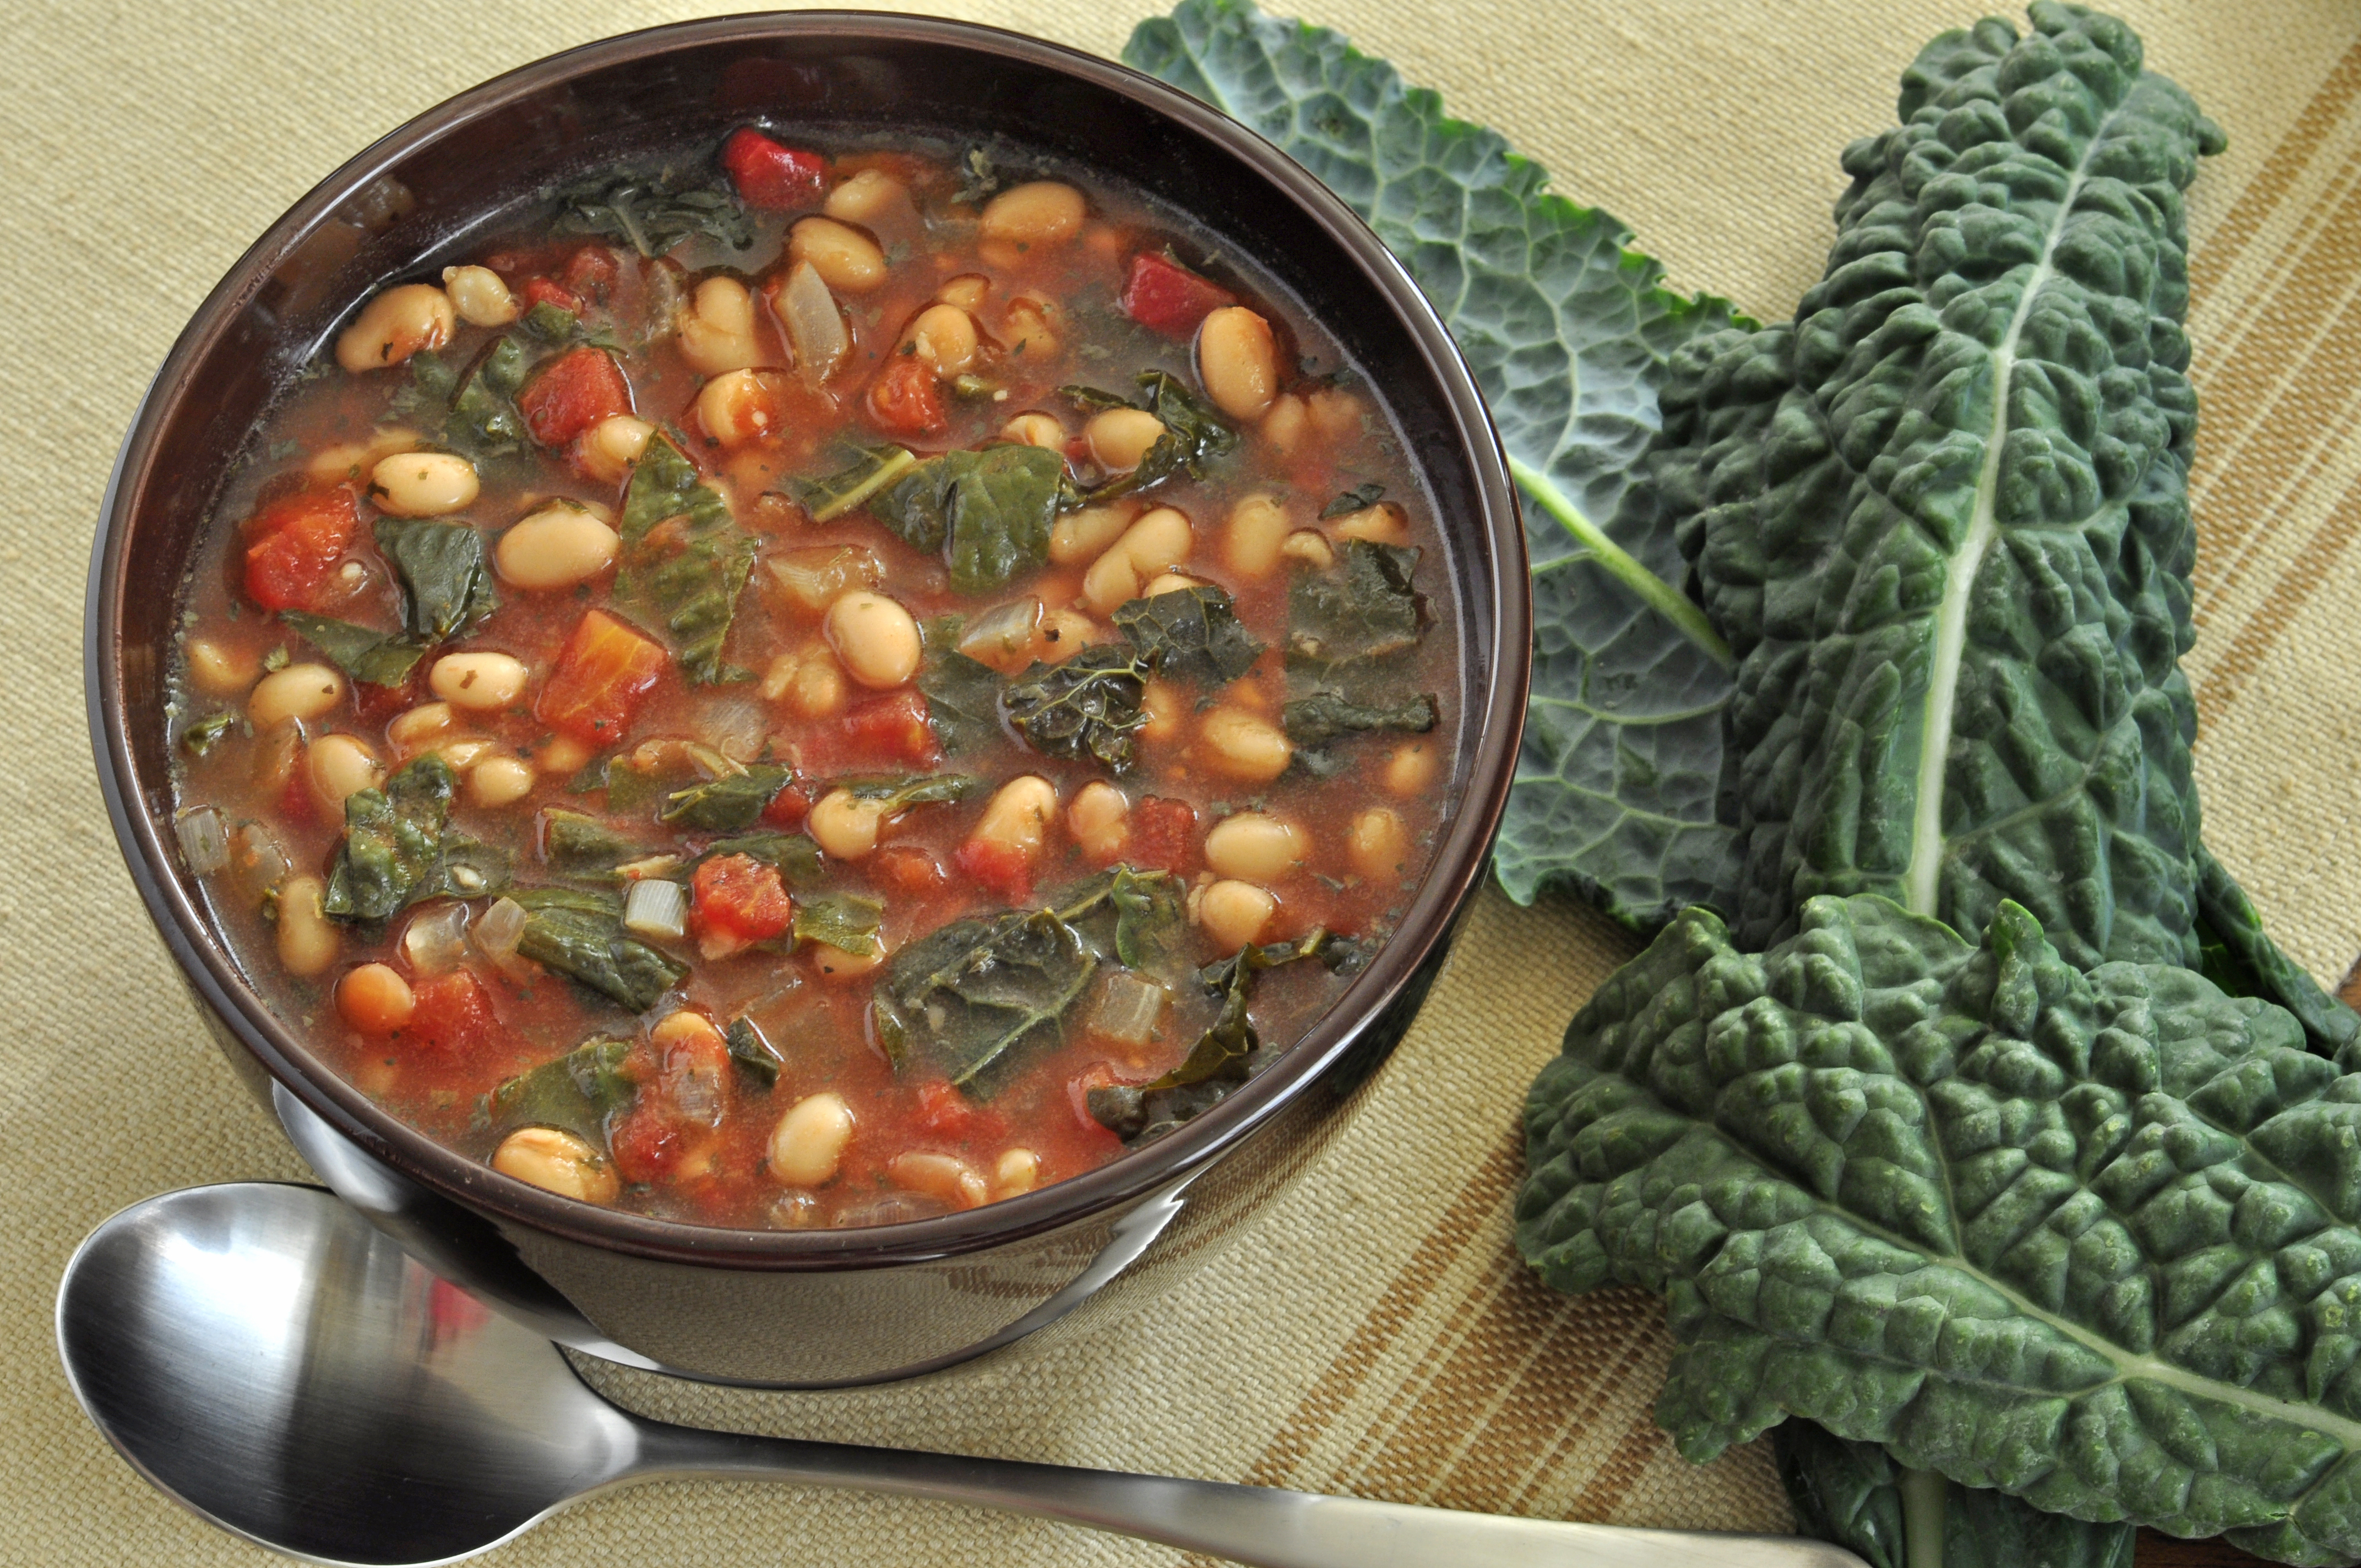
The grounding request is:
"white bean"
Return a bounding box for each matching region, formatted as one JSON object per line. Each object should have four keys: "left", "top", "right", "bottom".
{"left": 497, "top": 504, "right": 618, "bottom": 591}
{"left": 1330, "top": 502, "right": 1410, "bottom": 545}
{"left": 385, "top": 701, "right": 453, "bottom": 754}
{"left": 306, "top": 734, "right": 383, "bottom": 818}
{"left": 440, "top": 265, "right": 517, "bottom": 326}
{"left": 1003, "top": 411, "right": 1067, "bottom": 449}
{"left": 1384, "top": 739, "right": 1439, "bottom": 797}
{"left": 967, "top": 776, "right": 1058, "bottom": 865}
{"left": 763, "top": 644, "right": 850, "bottom": 720}
{"left": 808, "top": 788, "right": 889, "bottom": 860}
{"left": 1196, "top": 306, "right": 1279, "bottom": 421}
{"left": 824, "top": 168, "right": 905, "bottom": 225}
{"left": 430, "top": 651, "right": 529, "bottom": 712}
{"left": 1222, "top": 493, "right": 1292, "bottom": 576}
{"left": 249, "top": 663, "right": 345, "bottom": 728}
{"left": 1196, "top": 879, "right": 1276, "bottom": 950}
{"left": 1068, "top": 781, "right": 1130, "bottom": 863}
{"left": 1199, "top": 707, "right": 1292, "bottom": 782}
{"left": 492, "top": 1127, "right": 618, "bottom": 1204}
{"left": 1260, "top": 392, "right": 1307, "bottom": 454}
{"left": 980, "top": 181, "right": 1085, "bottom": 246}
{"left": 577, "top": 415, "right": 653, "bottom": 483}
{"left": 888, "top": 1151, "right": 987, "bottom": 1209}
{"left": 789, "top": 217, "right": 887, "bottom": 292}
{"left": 903, "top": 304, "right": 978, "bottom": 376}
{"left": 677, "top": 277, "right": 760, "bottom": 375}
{"left": 697, "top": 368, "right": 783, "bottom": 448}
{"left": 468, "top": 755, "right": 536, "bottom": 808}
{"left": 371, "top": 452, "right": 478, "bottom": 517}
{"left": 336, "top": 284, "right": 454, "bottom": 373}
{"left": 186, "top": 638, "right": 258, "bottom": 698}
{"left": 275, "top": 873, "right": 339, "bottom": 977}
{"left": 770, "top": 1093, "right": 855, "bottom": 1186}
{"left": 1347, "top": 807, "right": 1414, "bottom": 882}
{"left": 823, "top": 591, "right": 922, "bottom": 689}
{"left": 1085, "top": 408, "right": 1165, "bottom": 472}
{"left": 1051, "top": 503, "right": 1133, "bottom": 567}
{"left": 993, "top": 1148, "right": 1041, "bottom": 1200}
{"left": 1205, "top": 812, "right": 1307, "bottom": 882}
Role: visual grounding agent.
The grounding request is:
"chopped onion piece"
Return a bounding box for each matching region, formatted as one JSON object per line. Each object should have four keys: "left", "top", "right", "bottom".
{"left": 623, "top": 878, "right": 688, "bottom": 942}
{"left": 617, "top": 854, "right": 683, "bottom": 881}
{"left": 227, "top": 822, "right": 289, "bottom": 907}
{"left": 781, "top": 259, "right": 848, "bottom": 385}
{"left": 1091, "top": 972, "right": 1166, "bottom": 1046}
{"left": 695, "top": 695, "right": 768, "bottom": 764}
{"left": 958, "top": 596, "right": 1042, "bottom": 673}
{"left": 401, "top": 903, "right": 470, "bottom": 976}
{"left": 472, "top": 896, "right": 527, "bottom": 962}
{"left": 175, "top": 806, "right": 230, "bottom": 876}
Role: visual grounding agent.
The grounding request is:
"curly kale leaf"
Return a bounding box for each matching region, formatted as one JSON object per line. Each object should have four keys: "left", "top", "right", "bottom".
{"left": 916, "top": 643, "right": 1005, "bottom": 758}
{"left": 1002, "top": 644, "right": 1155, "bottom": 772}
{"left": 553, "top": 165, "right": 752, "bottom": 258}
{"left": 870, "top": 443, "right": 1065, "bottom": 594}
{"left": 1126, "top": 0, "right": 1748, "bottom": 930}
{"left": 1281, "top": 689, "right": 1435, "bottom": 747}
{"left": 1517, "top": 890, "right": 2361, "bottom": 1565}
{"left": 616, "top": 431, "right": 757, "bottom": 683}
{"left": 1114, "top": 584, "right": 1263, "bottom": 686}
{"left": 872, "top": 908, "right": 1098, "bottom": 1096}
{"left": 373, "top": 515, "right": 497, "bottom": 644}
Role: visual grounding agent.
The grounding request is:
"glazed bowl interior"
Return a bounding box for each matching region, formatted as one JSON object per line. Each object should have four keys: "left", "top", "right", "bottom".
{"left": 89, "top": 11, "right": 1526, "bottom": 1268}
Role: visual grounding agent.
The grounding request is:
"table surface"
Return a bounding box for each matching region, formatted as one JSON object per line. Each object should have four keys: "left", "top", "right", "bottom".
{"left": 3, "top": 2, "right": 2356, "bottom": 1565}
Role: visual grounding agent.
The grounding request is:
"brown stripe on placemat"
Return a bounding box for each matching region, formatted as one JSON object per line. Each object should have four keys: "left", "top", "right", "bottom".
{"left": 2193, "top": 456, "right": 2361, "bottom": 729}
{"left": 1566, "top": 1403, "right": 1685, "bottom": 1522}
{"left": 2188, "top": 37, "right": 2361, "bottom": 312}
{"left": 2187, "top": 143, "right": 2361, "bottom": 631}
{"left": 1241, "top": 1140, "right": 1524, "bottom": 1489}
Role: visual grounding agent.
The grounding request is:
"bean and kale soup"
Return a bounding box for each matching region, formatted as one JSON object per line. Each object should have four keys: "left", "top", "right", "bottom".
{"left": 168, "top": 130, "right": 1452, "bottom": 1229}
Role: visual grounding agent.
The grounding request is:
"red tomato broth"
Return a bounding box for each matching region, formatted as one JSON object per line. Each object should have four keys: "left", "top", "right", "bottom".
{"left": 168, "top": 131, "right": 1457, "bottom": 1231}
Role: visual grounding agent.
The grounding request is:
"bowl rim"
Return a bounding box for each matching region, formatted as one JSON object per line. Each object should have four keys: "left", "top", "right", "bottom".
{"left": 86, "top": 8, "right": 1531, "bottom": 1271}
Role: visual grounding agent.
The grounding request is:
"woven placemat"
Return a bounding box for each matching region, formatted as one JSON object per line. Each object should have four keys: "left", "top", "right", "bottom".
{"left": 2, "top": 2, "right": 2354, "bottom": 1562}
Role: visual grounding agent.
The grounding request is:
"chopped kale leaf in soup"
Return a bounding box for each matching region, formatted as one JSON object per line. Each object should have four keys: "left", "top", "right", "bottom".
{"left": 168, "top": 129, "right": 1454, "bottom": 1229}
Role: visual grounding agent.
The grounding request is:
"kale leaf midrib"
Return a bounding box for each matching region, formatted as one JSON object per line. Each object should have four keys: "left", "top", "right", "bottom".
{"left": 1904, "top": 113, "right": 2124, "bottom": 920}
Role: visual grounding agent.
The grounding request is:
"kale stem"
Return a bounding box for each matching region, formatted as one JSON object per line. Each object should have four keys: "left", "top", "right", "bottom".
{"left": 1900, "top": 1467, "right": 1949, "bottom": 1568}
{"left": 1507, "top": 456, "right": 1734, "bottom": 671}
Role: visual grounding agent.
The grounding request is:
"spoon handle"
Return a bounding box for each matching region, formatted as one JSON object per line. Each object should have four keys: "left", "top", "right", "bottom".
{"left": 632, "top": 1424, "right": 1862, "bottom": 1568}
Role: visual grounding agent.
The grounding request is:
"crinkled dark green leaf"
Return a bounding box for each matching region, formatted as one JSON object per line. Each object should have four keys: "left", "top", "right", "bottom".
{"left": 872, "top": 908, "right": 1098, "bottom": 1096}
{"left": 1517, "top": 891, "right": 2361, "bottom": 1565}
{"left": 485, "top": 1037, "right": 635, "bottom": 1147}
{"left": 1281, "top": 688, "right": 1435, "bottom": 747}
{"left": 658, "top": 763, "right": 788, "bottom": 831}
{"left": 373, "top": 515, "right": 498, "bottom": 643}
{"left": 724, "top": 1016, "right": 785, "bottom": 1088}
{"left": 698, "top": 831, "right": 823, "bottom": 886}
{"left": 324, "top": 756, "right": 466, "bottom": 922}
{"left": 277, "top": 612, "right": 426, "bottom": 688}
{"left": 1127, "top": 0, "right": 1748, "bottom": 930}
{"left": 513, "top": 895, "right": 687, "bottom": 1013}
{"left": 538, "top": 807, "right": 643, "bottom": 876}
{"left": 792, "top": 892, "right": 884, "bottom": 957}
{"left": 1114, "top": 584, "right": 1264, "bottom": 685}
{"left": 616, "top": 431, "right": 757, "bottom": 684}
{"left": 553, "top": 166, "right": 753, "bottom": 258}
{"left": 1003, "top": 644, "right": 1154, "bottom": 772}
{"left": 783, "top": 442, "right": 919, "bottom": 522}
{"left": 1059, "top": 371, "right": 1238, "bottom": 503}
{"left": 871, "top": 443, "right": 1065, "bottom": 594}
{"left": 179, "top": 709, "right": 241, "bottom": 756}
{"left": 916, "top": 641, "right": 1005, "bottom": 758}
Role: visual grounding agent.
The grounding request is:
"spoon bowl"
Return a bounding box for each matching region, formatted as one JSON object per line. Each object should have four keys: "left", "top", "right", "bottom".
{"left": 58, "top": 1184, "right": 1864, "bottom": 1568}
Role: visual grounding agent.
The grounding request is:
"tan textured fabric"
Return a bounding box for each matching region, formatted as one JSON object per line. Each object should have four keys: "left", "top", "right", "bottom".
{"left": 1, "top": 2, "right": 2355, "bottom": 1564}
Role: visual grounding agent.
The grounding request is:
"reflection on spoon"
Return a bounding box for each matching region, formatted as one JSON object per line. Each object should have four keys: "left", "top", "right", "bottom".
{"left": 56, "top": 1183, "right": 1864, "bottom": 1568}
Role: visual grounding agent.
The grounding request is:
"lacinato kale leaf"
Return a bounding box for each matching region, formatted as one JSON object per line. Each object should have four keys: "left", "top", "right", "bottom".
{"left": 657, "top": 764, "right": 789, "bottom": 831}
{"left": 724, "top": 1016, "right": 785, "bottom": 1087}
{"left": 698, "top": 831, "right": 823, "bottom": 885}
{"left": 277, "top": 612, "right": 426, "bottom": 687}
{"left": 1114, "top": 584, "right": 1263, "bottom": 685}
{"left": 784, "top": 442, "right": 920, "bottom": 522}
{"left": 323, "top": 756, "right": 481, "bottom": 922}
{"left": 1002, "top": 644, "right": 1154, "bottom": 771}
{"left": 1127, "top": 0, "right": 1748, "bottom": 931}
{"left": 616, "top": 431, "right": 757, "bottom": 683}
{"left": 553, "top": 166, "right": 753, "bottom": 258}
{"left": 510, "top": 888, "right": 687, "bottom": 1012}
{"left": 793, "top": 893, "right": 884, "bottom": 956}
{"left": 373, "top": 515, "right": 497, "bottom": 643}
{"left": 486, "top": 1037, "right": 635, "bottom": 1147}
{"left": 916, "top": 644, "right": 1005, "bottom": 757}
{"left": 1517, "top": 891, "right": 2361, "bottom": 1565}
{"left": 1281, "top": 689, "right": 1435, "bottom": 747}
{"left": 1059, "top": 371, "right": 1238, "bottom": 503}
{"left": 872, "top": 908, "right": 1098, "bottom": 1095}
{"left": 1287, "top": 539, "right": 1423, "bottom": 672}
{"left": 538, "top": 807, "right": 643, "bottom": 875}
{"left": 1774, "top": 1422, "right": 2134, "bottom": 1568}
{"left": 869, "top": 443, "right": 1065, "bottom": 594}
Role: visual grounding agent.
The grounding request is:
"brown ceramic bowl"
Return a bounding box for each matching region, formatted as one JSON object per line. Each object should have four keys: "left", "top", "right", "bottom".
{"left": 85, "top": 11, "right": 1528, "bottom": 1386}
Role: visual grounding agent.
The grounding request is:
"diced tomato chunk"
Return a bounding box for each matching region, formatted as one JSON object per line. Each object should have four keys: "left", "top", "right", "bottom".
{"left": 871, "top": 845, "right": 946, "bottom": 899}
{"left": 241, "top": 487, "right": 358, "bottom": 611}
{"left": 913, "top": 1080, "right": 975, "bottom": 1139}
{"left": 1127, "top": 796, "right": 1197, "bottom": 874}
{"left": 693, "top": 854, "right": 795, "bottom": 945}
{"left": 610, "top": 1104, "right": 684, "bottom": 1185}
{"left": 866, "top": 354, "right": 948, "bottom": 436}
{"left": 1121, "top": 252, "right": 1235, "bottom": 340}
{"left": 561, "top": 245, "right": 618, "bottom": 302}
{"left": 841, "top": 690, "right": 938, "bottom": 768}
{"left": 721, "top": 127, "right": 828, "bottom": 210}
{"left": 537, "top": 609, "right": 668, "bottom": 744}
{"left": 956, "top": 836, "right": 1033, "bottom": 903}
{"left": 403, "top": 971, "right": 499, "bottom": 1064}
{"left": 518, "top": 346, "right": 632, "bottom": 447}
{"left": 522, "top": 275, "right": 584, "bottom": 314}
{"left": 760, "top": 781, "right": 812, "bottom": 828}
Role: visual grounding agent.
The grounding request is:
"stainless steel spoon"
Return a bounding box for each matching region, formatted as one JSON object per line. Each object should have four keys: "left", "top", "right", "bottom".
{"left": 57, "top": 1183, "right": 1863, "bottom": 1568}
